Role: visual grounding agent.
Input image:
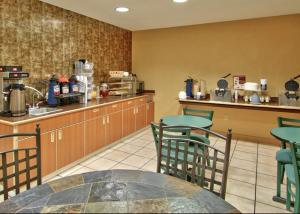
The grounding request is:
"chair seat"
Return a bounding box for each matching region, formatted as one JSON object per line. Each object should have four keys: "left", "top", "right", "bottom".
{"left": 276, "top": 149, "right": 292, "bottom": 164}
{"left": 286, "top": 164, "right": 296, "bottom": 184}
{"left": 190, "top": 134, "right": 210, "bottom": 145}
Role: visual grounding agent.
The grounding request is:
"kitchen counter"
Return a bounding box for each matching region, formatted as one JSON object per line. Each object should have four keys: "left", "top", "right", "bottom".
{"left": 179, "top": 98, "right": 300, "bottom": 112}
{"left": 0, "top": 94, "right": 151, "bottom": 126}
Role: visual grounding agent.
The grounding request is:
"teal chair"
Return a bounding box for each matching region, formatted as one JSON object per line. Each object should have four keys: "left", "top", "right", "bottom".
{"left": 276, "top": 117, "right": 300, "bottom": 200}
{"left": 182, "top": 108, "right": 213, "bottom": 145}
{"left": 286, "top": 142, "right": 300, "bottom": 213}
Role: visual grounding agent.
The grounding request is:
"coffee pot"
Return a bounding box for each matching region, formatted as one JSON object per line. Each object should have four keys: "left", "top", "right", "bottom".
{"left": 8, "top": 84, "right": 26, "bottom": 117}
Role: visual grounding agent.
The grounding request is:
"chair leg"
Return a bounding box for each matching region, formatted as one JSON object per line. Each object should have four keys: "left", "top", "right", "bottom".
{"left": 287, "top": 179, "right": 291, "bottom": 211}
{"left": 277, "top": 161, "right": 283, "bottom": 197}
{"left": 295, "top": 185, "right": 300, "bottom": 214}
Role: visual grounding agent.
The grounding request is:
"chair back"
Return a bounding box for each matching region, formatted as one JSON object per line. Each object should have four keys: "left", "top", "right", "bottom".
{"left": 0, "top": 124, "right": 41, "bottom": 200}
{"left": 157, "top": 121, "right": 232, "bottom": 199}
{"left": 183, "top": 107, "right": 214, "bottom": 121}
{"left": 150, "top": 122, "right": 191, "bottom": 151}
{"left": 278, "top": 117, "right": 300, "bottom": 128}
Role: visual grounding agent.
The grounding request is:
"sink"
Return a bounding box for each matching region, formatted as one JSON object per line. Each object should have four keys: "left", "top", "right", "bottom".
{"left": 29, "top": 107, "right": 63, "bottom": 116}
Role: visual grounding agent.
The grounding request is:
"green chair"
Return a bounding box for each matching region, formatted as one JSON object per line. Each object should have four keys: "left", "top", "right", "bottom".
{"left": 156, "top": 121, "right": 233, "bottom": 199}
{"left": 276, "top": 117, "right": 300, "bottom": 200}
{"left": 285, "top": 142, "right": 300, "bottom": 213}
{"left": 183, "top": 108, "right": 214, "bottom": 144}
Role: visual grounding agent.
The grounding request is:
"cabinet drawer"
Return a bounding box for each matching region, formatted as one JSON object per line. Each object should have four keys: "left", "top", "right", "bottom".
{"left": 136, "top": 97, "right": 146, "bottom": 105}
{"left": 123, "top": 100, "right": 136, "bottom": 109}
{"left": 85, "top": 107, "right": 106, "bottom": 120}
{"left": 18, "top": 111, "right": 84, "bottom": 137}
{"left": 107, "top": 103, "right": 122, "bottom": 114}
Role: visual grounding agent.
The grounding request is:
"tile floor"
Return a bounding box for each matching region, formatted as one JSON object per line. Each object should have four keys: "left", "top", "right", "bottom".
{"left": 47, "top": 127, "right": 291, "bottom": 213}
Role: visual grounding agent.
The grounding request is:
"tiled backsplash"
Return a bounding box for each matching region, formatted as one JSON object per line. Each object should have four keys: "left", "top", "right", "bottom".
{"left": 0, "top": 0, "right": 132, "bottom": 86}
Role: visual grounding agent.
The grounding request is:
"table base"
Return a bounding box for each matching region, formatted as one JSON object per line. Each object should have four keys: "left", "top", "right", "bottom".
{"left": 273, "top": 196, "right": 294, "bottom": 207}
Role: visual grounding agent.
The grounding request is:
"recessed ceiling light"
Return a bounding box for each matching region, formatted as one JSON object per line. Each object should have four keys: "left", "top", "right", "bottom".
{"left": 173, "top": 0, "right": 188, "bottom": 3}
{"left": 115, "top": 7, "right": 129, "bottom": 13}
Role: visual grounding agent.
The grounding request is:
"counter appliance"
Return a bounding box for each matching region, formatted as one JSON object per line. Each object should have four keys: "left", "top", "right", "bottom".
{"left": 0, "top": 66, "right": 29, "bottom": 116}
{"left": 210, "top": 74, "right": 232, "bottom": 102}
{"left": 279, "top": 75, "right": 300, "bottom": 106}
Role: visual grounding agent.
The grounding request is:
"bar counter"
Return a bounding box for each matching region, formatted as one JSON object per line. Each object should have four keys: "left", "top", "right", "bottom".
{"left": 179, "top": 98, "right": 300, "bottom": 145}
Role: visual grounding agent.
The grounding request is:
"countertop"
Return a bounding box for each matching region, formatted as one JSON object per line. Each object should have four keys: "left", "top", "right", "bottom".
{"left": 0, "top": 94, "right": 150, "bottom": 126}
{"left": 179, "top": 98, "right": 300, "bottom": 112}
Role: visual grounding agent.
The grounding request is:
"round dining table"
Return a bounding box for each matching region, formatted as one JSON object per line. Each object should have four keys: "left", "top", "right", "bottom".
{"left": 271, "top": 127, "right": 300, "bottom": 143}
{"left": 0, "top": 170, "right": 239, "bottom": 213}
{"left": 162, "top": 115, "right": 213, "bottom": 129}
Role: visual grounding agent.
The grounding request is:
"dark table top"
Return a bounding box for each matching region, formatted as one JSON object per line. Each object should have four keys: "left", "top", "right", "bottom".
{"left": 162, "top": 115, "right": 213, "bottom": 129}
{"left": 0, "top": 170, "right": 239, "bottom": 213}
{"left": 271, "top": 127, "right": 300, "bottom": 143}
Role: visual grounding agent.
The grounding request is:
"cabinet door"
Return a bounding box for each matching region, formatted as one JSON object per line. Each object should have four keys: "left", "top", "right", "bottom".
{"left": 107, "top": 111, "right": 123, "bottom": 144}
{"left": 136, "top": 104, "right": 147, "bottom": 131}
{"left": 18, "top": 131, "right": 57, "bottom": 178}
{"left": 85, "top": 117, "right": 106, "bottom": 155}
{"left": 146, "top": 102, "right": 155, "bottom": 125}
{"left": 123, "top": 107, "right": 136, "bottom": 137}
{"left": 57, "top": 123, "right": 84, "bottom": 170}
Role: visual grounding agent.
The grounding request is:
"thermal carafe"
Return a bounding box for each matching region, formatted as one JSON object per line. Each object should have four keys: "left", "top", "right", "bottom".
{"left": 9, "top": 84, "right": 26, "bottom": 117}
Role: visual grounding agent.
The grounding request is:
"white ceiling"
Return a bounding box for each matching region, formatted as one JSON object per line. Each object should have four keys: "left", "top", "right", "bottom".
{"left": 41, "top": 0, "right": 300, "bottom": 31}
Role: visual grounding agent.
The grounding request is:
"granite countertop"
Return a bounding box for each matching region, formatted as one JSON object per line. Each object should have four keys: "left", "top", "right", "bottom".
{"left": 0, "top": 94, "right": 150, "bottom": 126}
{"left": 0, "top": 170, "right": 239, "bottom": 213}
{"left": 179, "top": 98, "right": 300, "bottom": 111}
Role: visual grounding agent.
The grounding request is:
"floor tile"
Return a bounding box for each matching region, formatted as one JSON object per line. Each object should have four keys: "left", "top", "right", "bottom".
{"left": 103, "top": 150, "right": 131, "bottom": 162}
{"left": 126, "top": 138, "right": 151, "bottom": 147}
{"left": 70, "top": 166, "right": 94, "bottom": 176}
{"left": 121, "top": 155, "right": 151, "bottom": 168}
{"left": 256, "top": 186, "right": 287, "bottom": 210}
{"left": 59, "top": 165, "right": 84, "bottom": 177}
{"left": 84, "top": 158, "right": 118, "bottom": 171}
{"left": 259, "top": 143, "right": 280, "bottom": 150}
{"left": 256, "top": 173, "right": 286, "bottom": 190}
{"left": 225, "top": 194, "right": 254, "bottom": 213}
{"left": 111, "top": 163, "right": 139, "bottom": 170}
{"left": 135, "top": 147, "right": 157, "bottom": 159}
{"left": 258, "top": 155, "right": 277, "bottom": 166}
{"left": 230, "top": 158, "right": 257, "bottom": 172}
{"left": 141, "top": 159, "right": 157, "bottom": 172}
{"left": 255, "top": 202, "right": 290, "bottom": 213}
{"left": 232, "top": 150, "right": 257, "bottom": 162}
{"left": 257, "top": 163, "right": 277, "bottom": 176}
{"left": 80, "top": 155, "right": 101, "bottom": 167}
{"left": 145, "top": 142, "right": 157, "bottom": 150}
{"left": 237, "top": 140, "right": 257, "bottom": 147}
{"left": 96, "top": 149, "right": 114, "bottom": 158}
{"left": 228, "top": 167, "right": 256, "bottom": 185}
{"left": 138, "top": 135, "right": 155, "bottom": 142}
{"left": 235, "top": 144, "right": 257, "bottom": 154}
{"left": 258, "top": 147, "right": 277, "bottom": 157}
{"left": 115, "top": 144, "right": 143, "bottom": 154}
{"left": 227, "top": 179, "right": 255, "bottom": 200}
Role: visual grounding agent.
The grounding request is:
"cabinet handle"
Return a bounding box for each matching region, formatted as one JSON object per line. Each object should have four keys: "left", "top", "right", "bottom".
{"left": 102, "top": 117, "right": 106, "bottom": 125}
{"left": 112, "top": 104, "right": 118, "bottom": 108}
{"left": 133, "top": 107, "right": 136, "bottom": 115}
{"left": 147, "top": 104, "right": 149, "bottom": 110}
{"left": 136, "top": 107, "right": 139, "bottom": 114}
{"left": 50, "top": 131, "right": 55, "bottom": 143}
{"left": 58, "top": 129, "right": 63, "bottom": 141}
{"left": 107, "top": 115, "right": 110, "bottom": 124}
{"left": 93, "top": 109, "right": 99, "bottom": 113}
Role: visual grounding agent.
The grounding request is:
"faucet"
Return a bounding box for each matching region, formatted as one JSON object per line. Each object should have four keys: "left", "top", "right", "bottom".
{"left": 25, "top": 86, "right": 44, "bottom": 109}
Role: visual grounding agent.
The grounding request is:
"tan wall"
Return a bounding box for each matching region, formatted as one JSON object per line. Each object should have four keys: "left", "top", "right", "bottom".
{"left": 132, "top": 14, "right": 300, "bottom": 121}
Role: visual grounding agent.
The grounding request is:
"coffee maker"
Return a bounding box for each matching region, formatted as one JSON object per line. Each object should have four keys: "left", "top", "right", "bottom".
{"left": 0, "top": 66, "right": 29, "bottom": 116}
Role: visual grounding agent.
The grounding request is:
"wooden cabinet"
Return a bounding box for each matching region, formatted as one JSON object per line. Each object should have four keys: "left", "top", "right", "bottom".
{"left": 18, "top": 131, "right": 56, "bottom": 177}
{"left": 146, "top": 101, "right": 155, "bottom": 125}
{"left": 107, "top": 112, "right": 123, "bottom": 144}
{"left": 57, "top": 123, "right": 84, "bottom": 169}
{"left": 123, "top": 107, "right": 136, "bottom": 137}
{"left": 85, "top": 116, "right": 106, "bottom": 155}
{"left": 136, "top": 104, "right": 147, "bottom": 130}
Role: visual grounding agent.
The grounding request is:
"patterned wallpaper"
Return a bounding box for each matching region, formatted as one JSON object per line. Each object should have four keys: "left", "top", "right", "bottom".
{"left": 0, "top": 0, "right": 132, "bottom": 86}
